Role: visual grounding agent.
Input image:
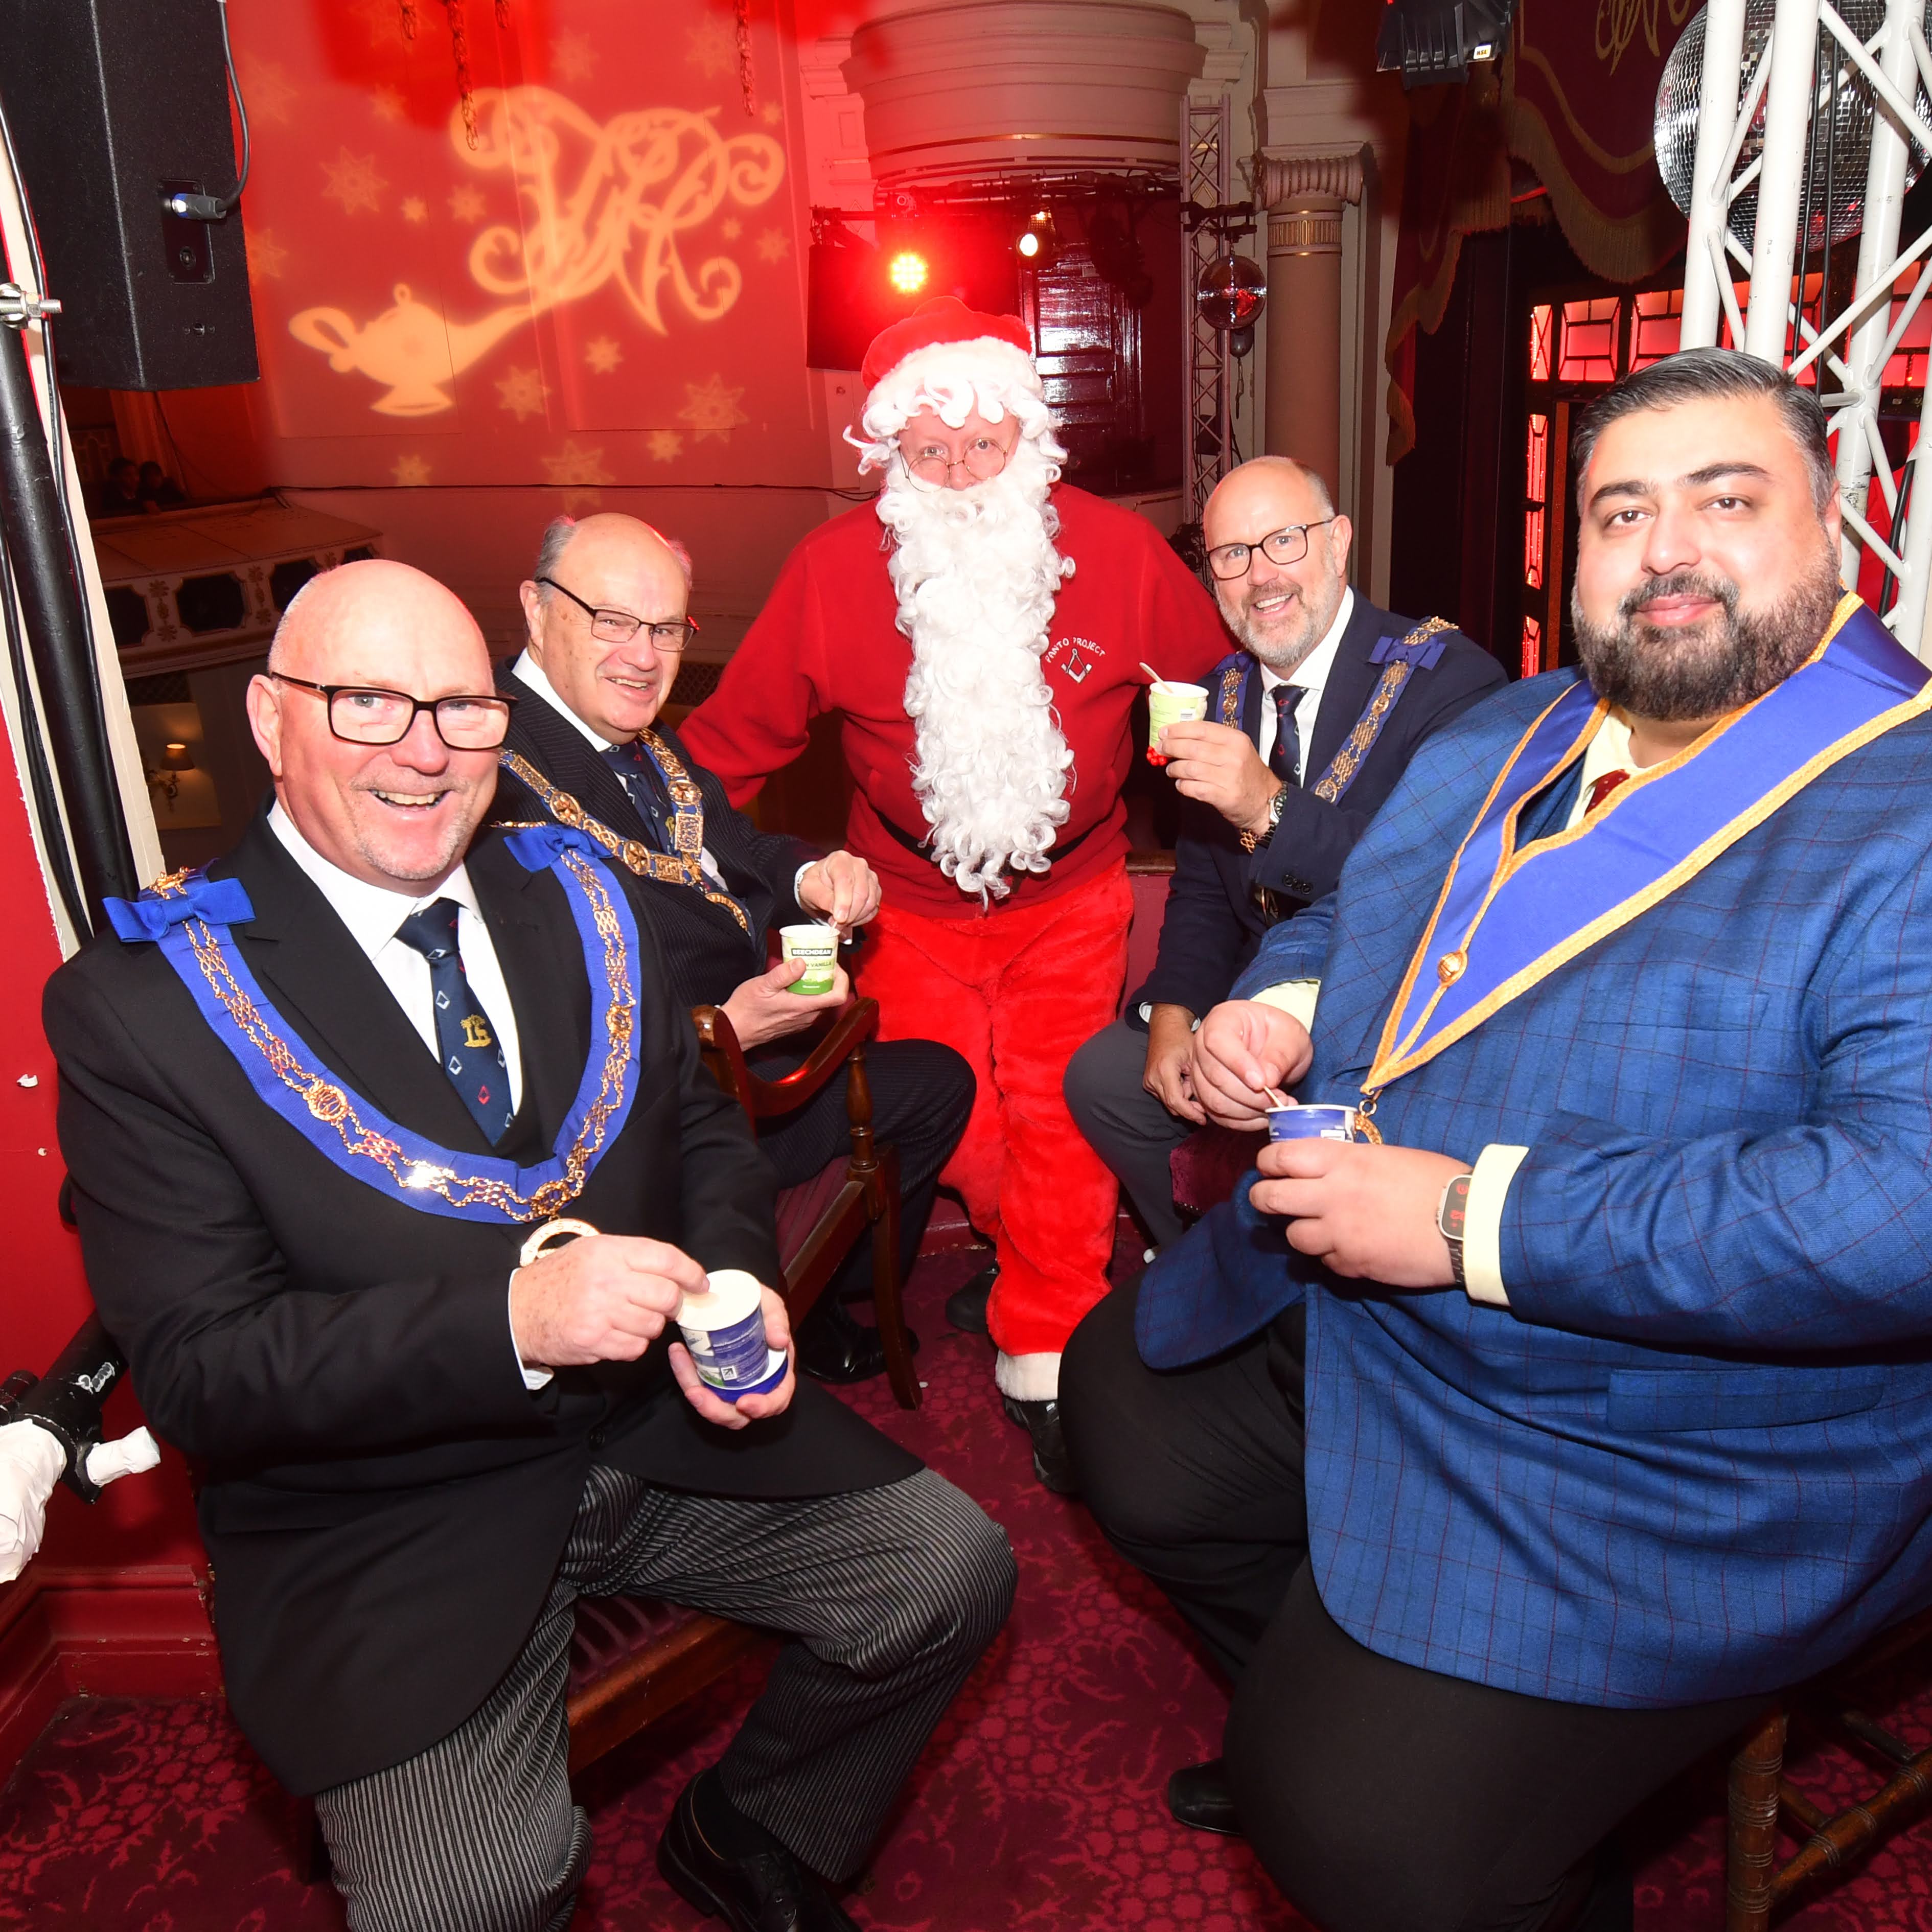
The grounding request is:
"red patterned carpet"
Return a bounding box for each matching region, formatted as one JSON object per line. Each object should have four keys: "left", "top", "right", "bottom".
{"left": 6, "top": 1244, "right": 1932, "bottom": 1930}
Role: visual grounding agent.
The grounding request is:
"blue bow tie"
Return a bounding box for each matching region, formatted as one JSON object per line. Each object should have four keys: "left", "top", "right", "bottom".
{"left": 104, "top": 873, "right": 256, "bottom": 943}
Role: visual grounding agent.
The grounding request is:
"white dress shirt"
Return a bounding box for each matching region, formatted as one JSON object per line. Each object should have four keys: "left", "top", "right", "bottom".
{"left": 267, "top": 805, "right": 523, "bottom": 1110}
{"left": 1257, "top": 587, "right": 1354, "bottom": 785}
{"left": 511, "top": 648, "right": 763, "bottom": 901}
{"left": 267, "top": 806, "right": 546, "bottom": 1384}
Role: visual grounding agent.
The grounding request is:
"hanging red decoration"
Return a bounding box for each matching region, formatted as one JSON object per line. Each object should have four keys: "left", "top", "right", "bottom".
{"left": 389, "top": 0, "right": 505, "bottom": 149}
{"left": 444, "top": 0, "right": 478, "bottom": 148}
{"left": 734, "top": 0, "right": 756, "bottom": 115}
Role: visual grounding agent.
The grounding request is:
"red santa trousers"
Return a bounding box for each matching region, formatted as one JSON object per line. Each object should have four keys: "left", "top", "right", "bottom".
{"left": 859, "top": 861, "right": 1132, "bottom": 1366}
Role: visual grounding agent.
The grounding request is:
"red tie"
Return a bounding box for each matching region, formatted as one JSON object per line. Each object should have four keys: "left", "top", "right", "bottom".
{"left": 1586, "top": 768, "right": 1630, "bottom": 812}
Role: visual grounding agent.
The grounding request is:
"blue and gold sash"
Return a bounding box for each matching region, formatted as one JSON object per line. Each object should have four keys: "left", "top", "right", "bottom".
{"left": 102, "top": 825, "right": 641, "bottom": 1225}
{"left": 1215, "top": 616, "right": 1456, "bottom": 806}
{"left": 501, "top": 731, "right": 752, "bottom": 934}
{"left": 1360, "top": 594, "right": 1932, "bottom": 1112}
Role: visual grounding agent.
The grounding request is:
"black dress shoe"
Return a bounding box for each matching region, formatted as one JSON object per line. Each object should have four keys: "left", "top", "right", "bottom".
{"left": 1166, "top": 1757, "right": 1243, "bottom": 1837}
{"left": 1001, "top": 1394, "right": 1079, "bottom": 1495}
{"left": 657, "top": 1778, "right": 859, "bottom": 1931}
{"left": 794, "top": 1299, "right": 917, "bottom": 1386}
{"left": 946, "top": 1260, "right": 997, "bottom": 1335}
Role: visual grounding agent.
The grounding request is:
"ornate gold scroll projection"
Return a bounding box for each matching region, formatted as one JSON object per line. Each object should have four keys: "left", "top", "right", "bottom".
{"left": 1594, "top": 0, "right": 1694, "bottom": 74}
{"left": 287, "top": 87, "right": 785, "bottom": 415}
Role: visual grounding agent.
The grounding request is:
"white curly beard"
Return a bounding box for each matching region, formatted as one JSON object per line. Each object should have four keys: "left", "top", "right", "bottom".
{"left": 879, "top": 438, "right": 1076, "bottom": 901}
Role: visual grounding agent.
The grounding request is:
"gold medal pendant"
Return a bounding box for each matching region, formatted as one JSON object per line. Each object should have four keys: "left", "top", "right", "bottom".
{"left": 519, "top": 1217, "right": 600, "bottom": 1268}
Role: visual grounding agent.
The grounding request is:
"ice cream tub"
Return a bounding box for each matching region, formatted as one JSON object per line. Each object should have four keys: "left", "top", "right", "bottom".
{"left": 677, "top": 1268, "right": 787, "bottom": 1399}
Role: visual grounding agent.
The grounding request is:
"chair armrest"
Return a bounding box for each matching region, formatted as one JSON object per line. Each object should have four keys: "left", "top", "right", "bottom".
{"left": 746, "top": 999, "right": 880, "bottom": 1118}
{"left": 691, "top": 999, "right": 881, "bottom": 1121}
{"left": 692, "top": 1004, "right": 756, "bottom": 1119}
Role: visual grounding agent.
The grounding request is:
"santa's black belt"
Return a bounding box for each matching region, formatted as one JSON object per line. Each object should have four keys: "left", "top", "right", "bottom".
{"left": 872, "top": 809, "right": 1099, "bottom": 866}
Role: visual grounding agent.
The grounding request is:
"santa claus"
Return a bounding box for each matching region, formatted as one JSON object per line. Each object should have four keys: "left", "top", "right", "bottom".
{"left": 680, "top": 297, "right": 1227, "bottom": 1487}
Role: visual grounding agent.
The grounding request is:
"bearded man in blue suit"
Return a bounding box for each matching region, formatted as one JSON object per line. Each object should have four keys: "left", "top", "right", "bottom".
{"left": 1061, "top": 348, "right": 1932, "bottom": 1932}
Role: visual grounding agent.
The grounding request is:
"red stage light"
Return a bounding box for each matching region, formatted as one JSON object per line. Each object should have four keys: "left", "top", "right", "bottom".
{"left": 888, "top": 251, "right": 929, "bottom": 295}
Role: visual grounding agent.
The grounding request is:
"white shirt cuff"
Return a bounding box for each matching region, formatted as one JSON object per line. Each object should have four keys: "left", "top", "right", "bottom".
{"left": 508, "top": 1273, "right": 554, "bottom": 1390}
{"left": 792, "top": 859, "right": 817, "bottom": 910}
{"left": 1251, "top": 980, "right": 1320, "bottom": 1033}
{"left": 1462, "top": 1143, "right": 1530, "bottom": 1308}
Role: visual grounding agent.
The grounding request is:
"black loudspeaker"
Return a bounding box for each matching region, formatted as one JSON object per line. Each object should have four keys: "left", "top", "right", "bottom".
{"left": 0, "top": 0, "right": 259, "bottom": 389}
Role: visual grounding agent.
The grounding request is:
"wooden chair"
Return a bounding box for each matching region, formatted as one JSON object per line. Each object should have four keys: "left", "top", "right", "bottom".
{"left": 1725, "top": 1602, "right": 1932, "bottom": 1928}
{"left": 551, "top": 994, "right": 916, "bottom": 1790}
{"left": 690, "top": 993, "right": 919, "bottom": 1411}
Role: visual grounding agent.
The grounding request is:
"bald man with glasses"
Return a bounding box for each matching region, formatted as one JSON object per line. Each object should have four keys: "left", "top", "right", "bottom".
{"left": 491, "top": 513, "right": 975, "bottom": 1388}
{"left": 1066, "top": 456, "right": 1503, "bottom": 1258}
{"left": 48, "top": 557, "right": 1013, "bottom": 1932}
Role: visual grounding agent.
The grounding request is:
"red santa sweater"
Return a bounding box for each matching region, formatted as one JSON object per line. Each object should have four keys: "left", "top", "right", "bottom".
{"left": 680, "top": 485, "right": 1230, "bottom": 919}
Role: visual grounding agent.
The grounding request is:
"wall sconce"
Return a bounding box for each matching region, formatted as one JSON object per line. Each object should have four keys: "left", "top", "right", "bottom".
{"left": 149, "top": 741, "right": 194, "bottom": 806}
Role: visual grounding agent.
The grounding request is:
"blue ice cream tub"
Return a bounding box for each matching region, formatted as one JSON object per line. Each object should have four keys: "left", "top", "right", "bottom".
{"left": 677, "top": 1269, "right": 787, "bottom": 1400}
{"left": 1266, "top": 1102, "right": 1366, "bottom": 1143}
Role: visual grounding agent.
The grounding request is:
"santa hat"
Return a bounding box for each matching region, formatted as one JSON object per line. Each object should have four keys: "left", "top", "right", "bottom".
{"left": 854, "top": 296, "right": 1049, "bottom": 464}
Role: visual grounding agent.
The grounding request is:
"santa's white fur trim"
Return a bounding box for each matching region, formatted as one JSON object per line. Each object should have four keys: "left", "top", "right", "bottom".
{"left": 994, "top": 1350, "right": 1062, "bottom": 1401}
{"left": 850, "top": 337, "right": 1059, "bottom": 474}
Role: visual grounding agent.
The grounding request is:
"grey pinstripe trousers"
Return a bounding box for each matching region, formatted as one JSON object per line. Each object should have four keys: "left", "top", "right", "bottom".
{"left": 314, "top": 1464, "right": 1015, "bottom": 1932}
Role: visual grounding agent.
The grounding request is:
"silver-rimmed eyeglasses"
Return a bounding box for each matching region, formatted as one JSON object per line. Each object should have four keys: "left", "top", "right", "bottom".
{"left": 269, "top": 674, "right": 516, "bottom": 749}
{"left": 900, "top": 432, "right": 1016, "bottom": 489}
{"left": 1206, "top": 518, "right": 1338, "bottom": 580}
{"left": 538, "top": 576, "right": 701, "bottom": 650}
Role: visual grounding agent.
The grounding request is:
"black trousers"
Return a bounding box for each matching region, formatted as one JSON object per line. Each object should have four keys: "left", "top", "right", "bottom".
{"left": 749, "top": 1038, "right": 973, "bottom": 1297}
{"left": 315, "top": 1465, "right": 1015, "bottom": 1932}
{"left": 1061, "top": 1282, "right": 1768, "bottom": 1932}
{"left": 1063, "top": 1018, "right": 1197, "bottom": 1250}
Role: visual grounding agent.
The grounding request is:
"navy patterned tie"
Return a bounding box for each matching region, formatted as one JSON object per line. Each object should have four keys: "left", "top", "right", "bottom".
{"left": 1268, "top": 686, "right": 1302, "bottom": 789}
{"left": 394, "top": 899, "right": 515, "bottom": 1143}
{"left": 603, "top": 740, "right": 668, "bottom": 848}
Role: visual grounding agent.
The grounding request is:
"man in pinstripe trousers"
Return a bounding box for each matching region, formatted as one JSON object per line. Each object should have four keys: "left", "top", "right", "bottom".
{"left": 47, "top": 559, "right": 1016, "bottom": 1932}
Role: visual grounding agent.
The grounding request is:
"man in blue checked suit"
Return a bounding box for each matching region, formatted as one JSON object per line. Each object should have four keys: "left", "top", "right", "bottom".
{"left": 1061, "top": 348, "right": 1932, "bottom": 1932}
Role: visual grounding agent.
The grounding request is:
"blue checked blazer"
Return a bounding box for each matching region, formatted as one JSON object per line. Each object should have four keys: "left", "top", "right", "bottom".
{"left": 1157, "top": 665, "right": 1932, "bottom": 1709}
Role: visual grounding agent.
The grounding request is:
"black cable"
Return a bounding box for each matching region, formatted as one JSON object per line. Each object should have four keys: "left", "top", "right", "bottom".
{"left": 0, "top": 536, "right": 89, "bottom": 939}
{"left": 158, "top": 1, "right": 249, "bottom": 222}
{"left": 0, "top": 93, "right": 132, "bottom": 881}
{"left": 215, "top": 0, "right": 249, "bottom": 213}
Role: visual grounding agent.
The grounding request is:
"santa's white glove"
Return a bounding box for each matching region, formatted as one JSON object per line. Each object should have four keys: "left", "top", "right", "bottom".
{"left": 0, "top": 1420, "right": 65, "bottom": 1584}
{"left": 85, "top": 1427, "right": 159, "bottom": 1488}
{"left": 0, "top": 1419, "right": 160, "bottom": 1584}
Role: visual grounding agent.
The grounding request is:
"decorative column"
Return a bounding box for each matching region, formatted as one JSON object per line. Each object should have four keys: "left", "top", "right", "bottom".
{"left": 1258, "top": 151, "right": 1365, "bottom": 495}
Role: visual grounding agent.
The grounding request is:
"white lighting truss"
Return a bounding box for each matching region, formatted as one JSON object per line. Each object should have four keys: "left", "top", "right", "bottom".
{"left": 1681, "top": 0, "right": 1932, "bottom": 656}
{"left": 1181, "top": 91, "right": 1235, "bottom": 537}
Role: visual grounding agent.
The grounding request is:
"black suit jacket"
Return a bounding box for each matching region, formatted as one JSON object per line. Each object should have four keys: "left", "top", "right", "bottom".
{"left": 1132, "top": 596, "right": 1506, "bottom": 1022}
{"left": 43, "top": 814, "right": 914, "bottom": 1796}
{"left": 492, "top": 669, "right": 821, "bottom": 1009}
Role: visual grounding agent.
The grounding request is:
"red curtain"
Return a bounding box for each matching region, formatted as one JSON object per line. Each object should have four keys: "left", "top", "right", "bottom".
{"left": 1386, "top": 2, "right": 1694, "bottom": 461}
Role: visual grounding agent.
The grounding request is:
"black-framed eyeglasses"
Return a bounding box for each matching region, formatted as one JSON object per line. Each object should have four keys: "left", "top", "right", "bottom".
{"left": 538, "top": 577, "right": 700, "bottom": 650}
{"left": 1206, "top": 518, "right": 1338, "bottom": 580}
{"left": 269, "top": 674, "right": 516, "bottom": 749}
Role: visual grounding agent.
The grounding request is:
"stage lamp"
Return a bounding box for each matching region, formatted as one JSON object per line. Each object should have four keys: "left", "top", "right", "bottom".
{"left": 1016, "top": 207, "right": 1059, "bottom": 267}
{"left": 888, "top": 250, "right": 929, "bottom": 296}
{"left": 1375, "top": 0, "right": 1519, "bottom": 87}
